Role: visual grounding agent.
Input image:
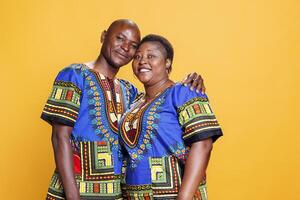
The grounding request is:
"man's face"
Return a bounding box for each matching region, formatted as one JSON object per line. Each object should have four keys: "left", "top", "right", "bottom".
{"left": 101, "top": 23, "right": 140, "bottom": 68}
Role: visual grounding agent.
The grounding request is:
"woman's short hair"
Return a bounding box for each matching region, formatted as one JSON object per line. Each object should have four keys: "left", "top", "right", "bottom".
{"left": 139, "top": 34, "right": 174, "bottom": 73}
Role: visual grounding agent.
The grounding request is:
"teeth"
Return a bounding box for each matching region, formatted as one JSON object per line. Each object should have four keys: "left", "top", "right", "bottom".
{"left": 140, "top": 69, "right": 150, "bottom": 72}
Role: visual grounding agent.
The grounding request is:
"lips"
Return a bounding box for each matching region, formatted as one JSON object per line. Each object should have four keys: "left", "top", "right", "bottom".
{"left": 138, "top": 66, "right": 151, "bottom": 73}
{"left": 115, "top": 50, "right": 128, "bottom": 59}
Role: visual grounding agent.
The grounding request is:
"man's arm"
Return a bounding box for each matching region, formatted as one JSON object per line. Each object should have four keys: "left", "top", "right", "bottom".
{"left": 51, "top": 123, "right": 80, "bottom": 200}
{"left": 177, "top": 138, "right": 213, "bottom": 200}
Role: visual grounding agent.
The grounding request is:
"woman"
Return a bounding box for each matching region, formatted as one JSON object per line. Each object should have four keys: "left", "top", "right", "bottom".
{"left": 119, "top": 34, "right": 223, "bottom": 200}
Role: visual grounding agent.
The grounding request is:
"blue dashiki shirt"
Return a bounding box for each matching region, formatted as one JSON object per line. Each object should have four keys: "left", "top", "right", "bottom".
{"left": 119, "top": 83, "right": 223, "bottom": 200}
{"left": 41, "top": 63, "right": 139, "bottom": 200}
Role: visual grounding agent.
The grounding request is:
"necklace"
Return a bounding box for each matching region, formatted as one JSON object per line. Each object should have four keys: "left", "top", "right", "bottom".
{"left": 144, "top": 79, "right": 174, "bottom": 103}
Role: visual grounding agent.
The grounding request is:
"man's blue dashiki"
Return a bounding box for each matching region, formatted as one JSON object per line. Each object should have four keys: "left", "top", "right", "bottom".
{"left": 41, "top": 63, "right": 138, "bottom": 200}
{"left": 119, "top": 83, "right": 223, "bottom": 200}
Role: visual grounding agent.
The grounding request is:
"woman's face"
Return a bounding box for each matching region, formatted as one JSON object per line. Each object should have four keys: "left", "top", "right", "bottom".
{"left": 132, "top": 41, "right": 170, "bottom": 86}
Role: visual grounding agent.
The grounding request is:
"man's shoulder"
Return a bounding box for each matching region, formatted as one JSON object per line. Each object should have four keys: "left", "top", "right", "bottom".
{"left": 56, "top": 63, "right": 90, "bottom": 78}
{"left": 60, "top": 63, "right": 88, "bottom": 72}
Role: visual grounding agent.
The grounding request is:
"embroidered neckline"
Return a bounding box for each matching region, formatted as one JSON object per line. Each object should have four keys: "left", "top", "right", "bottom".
{"left": 90, "top": 71, "right": 124, "bottom": 134}
{"left": 80, "top": 63, "right": 125, "bottom": 134}
{"left": 120, "top": 86, "right": 171, "bottom": 148}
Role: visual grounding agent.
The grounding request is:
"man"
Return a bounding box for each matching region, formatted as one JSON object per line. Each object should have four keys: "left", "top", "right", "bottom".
{"left": 41, "top": 19, "right": 204, "bottom": 200}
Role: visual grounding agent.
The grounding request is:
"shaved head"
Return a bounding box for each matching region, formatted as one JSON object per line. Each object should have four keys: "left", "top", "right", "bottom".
{"left": 107, "top": 19, "right": 140, "bottom": 36}
{"left": 100, "top": 19, "right": 141, "bottom": 68}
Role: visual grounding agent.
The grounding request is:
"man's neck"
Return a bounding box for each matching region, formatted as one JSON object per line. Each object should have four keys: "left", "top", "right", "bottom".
{"left": 87, "top": 55, "right": 119, "bottom": 79}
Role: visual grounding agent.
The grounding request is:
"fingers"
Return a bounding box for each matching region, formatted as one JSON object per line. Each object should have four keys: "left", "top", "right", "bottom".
{"left": 190, "top": 74, "right": 199, "bottom": 91}
{"left": 190, "top": 74, "right": 206, "bottom": 94}
{"left": 182, "top": 72, "right": 196, "bottom": 86}
{"left": 198, "top": 84, "right": 206, "bottom": 94}
{"left": 202, "top": 82, "right": 206, "bottom": 94}
{"left": 195, "top": 77, "right": 204, "bottom": 93}
{"left": 181, "top": 75, "right": 188, "bottom": 85}
{"left": 199, "top": 75, "right": 206, "bottom": 94}
{"left": 181, "top": 72, "right": 206, "bottom": 94}
{"left": 196, "top": 75, "right": 205, "bottom": 94}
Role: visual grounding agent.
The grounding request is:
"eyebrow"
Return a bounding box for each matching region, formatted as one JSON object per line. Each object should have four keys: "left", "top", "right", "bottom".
{"left": 119, "top": 33, "right": 139, "bottom": 44}
{"left": 136, "top": 48, "right": 160, "bottom": 53}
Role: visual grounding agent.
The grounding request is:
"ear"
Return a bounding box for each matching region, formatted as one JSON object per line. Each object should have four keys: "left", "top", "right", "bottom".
{"left": 100, "top": 30, "right": 107, "bottom": 43}
{"left": 166, "top": 59, "right": 171, "bottom": 72}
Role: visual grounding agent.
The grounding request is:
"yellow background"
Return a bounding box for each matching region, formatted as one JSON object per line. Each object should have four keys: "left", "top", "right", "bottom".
{"left": 1, "top": 0, "right": 299, "bottom": 199}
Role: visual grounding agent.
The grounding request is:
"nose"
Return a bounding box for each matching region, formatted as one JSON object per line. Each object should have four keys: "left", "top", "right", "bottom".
{"left": 138, "top": 56, "right": 146, "bottom": 65}
{"left": 121, "top": 41, "right": 130, "bottom": 52}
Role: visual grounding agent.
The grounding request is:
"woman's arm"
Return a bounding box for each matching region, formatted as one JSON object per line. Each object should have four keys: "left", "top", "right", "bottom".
{"left": 177, "top": 138, "right": 213, "bottom": 200}
{"left": 51, "top": 123, "right": 80, "bottom": 200}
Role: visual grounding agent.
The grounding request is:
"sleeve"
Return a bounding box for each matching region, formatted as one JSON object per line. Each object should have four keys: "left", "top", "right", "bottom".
{"left": 40, "top": 66, "right": 83, "bottom": 127}
{"left": 174, "top": 85, "right": 223, "bottom": 146}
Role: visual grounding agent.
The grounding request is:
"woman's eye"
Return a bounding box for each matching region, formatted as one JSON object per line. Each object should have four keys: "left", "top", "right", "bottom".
{"left": 134, "top": 55, "right": 141, "bottom": 60}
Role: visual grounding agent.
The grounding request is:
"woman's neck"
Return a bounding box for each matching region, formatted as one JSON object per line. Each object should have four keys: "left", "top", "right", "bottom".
{"left": 144, "top": 78, "right": 174, "bottom": 102}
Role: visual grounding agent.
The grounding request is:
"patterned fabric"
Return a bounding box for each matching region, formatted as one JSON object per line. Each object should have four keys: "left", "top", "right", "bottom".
{"left": 119, "top": 83, "right": 222, "bottom": 199}
{"left": 41, "top": 63, "right": 139, "bottom": 199}
{"left": 178, "top": 97, "right": 221, "bottom": 146}
{"left": 42, "top": 81, "right": 81, "bottom": 126}
{"left": 46, "top": 142, "right": 123, "bottom": 200}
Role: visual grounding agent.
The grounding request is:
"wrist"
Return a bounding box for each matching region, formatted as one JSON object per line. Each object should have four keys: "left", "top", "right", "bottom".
{"left": 65, "top": 193, "right": 80, "bottom": 200}
{"left": 65, "top": 187, "right": 80, "bottom": 200}
{"left": 177, "top": 192, "right": 193, "bottom": 200}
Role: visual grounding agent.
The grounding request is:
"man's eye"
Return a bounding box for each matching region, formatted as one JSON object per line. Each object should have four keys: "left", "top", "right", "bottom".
{"left": 116, "top": 36, "right": 124, "bottom": 41}
{"left": 148, "top": 55, "right": 154, "bottom": 59}
{"left": 131, "top": 44, "right": 138, "bottom": 49}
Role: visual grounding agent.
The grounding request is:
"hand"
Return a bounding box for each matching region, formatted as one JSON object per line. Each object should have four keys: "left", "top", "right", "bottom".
{"left": 181, "top": 72, "right": 206, "bottom": 94}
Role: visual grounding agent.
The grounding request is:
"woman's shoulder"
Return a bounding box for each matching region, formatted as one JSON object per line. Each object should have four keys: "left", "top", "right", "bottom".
{"left": 167, "top": 83, "right": 209, "bottom": 109}
{"left": 170, "top": 83, "right": 208, "bottom": 99}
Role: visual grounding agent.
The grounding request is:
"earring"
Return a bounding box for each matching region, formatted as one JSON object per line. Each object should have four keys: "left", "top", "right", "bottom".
{"left": 166, "top": 68, "right": 170, "bottom": 74}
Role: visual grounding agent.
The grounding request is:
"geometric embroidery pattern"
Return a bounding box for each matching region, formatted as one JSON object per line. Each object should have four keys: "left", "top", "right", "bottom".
{"left": 123, "top": 184, "right": 153, "bottom": 200}
{"left": 80, "top": 141, "right": 120, "bottom": 181}
{"left": 120, "top": 91, "right": 166, "bottom": 168}
{"left": 124, "top": 156, "right": 207, "bottom": 199}
{"left": 46, "top": 172, "right": 122, "bottom": 200}
{"left": 150, "top": 156, "right": 182, "bottom": 198}
{"left": 94, "top": 72, "right": 124, "bottom": 134}
{"left": 46, "top": 141, "right": 124, "bottom": 200}
{"left": 120, "top": 102, "right": 149, "bottom": 148}
{"left": 85, "top": 70, "right": 126, "bottom": 150}
{"left": 42, "top": 81, "right": 81, "bottom": 125}
{"left": 178, "top": 97, "right": 221, "bottom": 141}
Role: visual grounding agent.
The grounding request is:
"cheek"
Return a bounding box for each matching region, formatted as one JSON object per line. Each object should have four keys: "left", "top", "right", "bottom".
{"left": 153, "top": 61, "right": 167, "bottom": 74}
{"left": 129, "top": 49, "right": 137, "bottom": 57}
{"left": 132, "top": 61, "right": 139, "bottom": 74}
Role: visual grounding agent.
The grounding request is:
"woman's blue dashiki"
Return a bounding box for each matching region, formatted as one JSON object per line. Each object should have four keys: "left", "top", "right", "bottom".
{"left": 41, "top": 63, "right": 139, "bottom": 200}
{"left": 119, "top": 83, "right": 223, "bottom": 200}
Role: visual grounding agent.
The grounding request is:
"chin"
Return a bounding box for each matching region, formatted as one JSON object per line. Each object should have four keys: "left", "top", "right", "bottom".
{"left": 136, "top": 76, "right": 148, "bottom": 84}
{"left": 110, "top": 57, "right": 128, "bottom": 68}
{"left": 111, "top": 61, "right": 125, "bottom": 69}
